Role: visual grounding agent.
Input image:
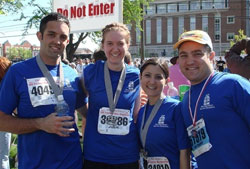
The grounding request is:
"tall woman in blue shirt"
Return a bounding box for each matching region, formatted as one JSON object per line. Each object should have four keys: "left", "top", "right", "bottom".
{"left": 82, "top": 23, "right": 141, "bottom": 169}
{"left": 137, "top": 58, "right": 190, "bottom": 169}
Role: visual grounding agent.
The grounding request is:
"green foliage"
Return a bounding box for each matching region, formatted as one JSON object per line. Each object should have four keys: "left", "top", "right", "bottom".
{"left": 0, "top": 0, "right": 23, "bottom": 14}
{"left": 230, "top": 29, "right": 247, "bottom": 47}
{"left": 10, "top": 134, "right": 18, "bottom": 169}
{"left": 7, "top": 47, "right": 32, "bottom": 61}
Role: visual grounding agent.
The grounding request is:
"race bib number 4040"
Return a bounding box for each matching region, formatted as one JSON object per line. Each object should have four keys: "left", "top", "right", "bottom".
{"left": 98, "top": 107, "right": 130, "bottom": 135}
{"left": 27, "top": 77, "right": 58, "bottom": 107}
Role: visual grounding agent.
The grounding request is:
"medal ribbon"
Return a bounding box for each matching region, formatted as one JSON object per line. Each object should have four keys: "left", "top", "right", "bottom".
{"left": 188, "top": 73, "right": 213, "bottom": 126}
{"left": 36, "top": 55, "right": 64, "bottom": 101}
{"left": 104, "top": 62, "right": 126, "bottom": 113}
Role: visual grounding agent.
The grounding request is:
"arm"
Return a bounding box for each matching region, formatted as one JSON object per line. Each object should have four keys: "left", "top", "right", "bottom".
{"left": 133, "top": 92, "right": 141, "bottom": 123}
{"left": 0, "top": 110, "right": 74, "bottom": 137}
{"left": 180, "top": 149, "right": 191, "bottom": 169}
{"left": 76, "top": 104, "right": 88, "bottom": 138}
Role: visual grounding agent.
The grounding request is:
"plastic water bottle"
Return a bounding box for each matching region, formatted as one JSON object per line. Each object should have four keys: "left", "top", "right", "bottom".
{"left": 55, "top": 95, "right": 69, "bottom": 117}
{"left": 167, "top": 82, "right": 180, "bottom": 100}
{"left": 55, "top": 95, "right": 70, "bottom": 134}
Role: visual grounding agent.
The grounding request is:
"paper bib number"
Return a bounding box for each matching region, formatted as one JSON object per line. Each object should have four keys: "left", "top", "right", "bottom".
{"left": 98, "top": 107, "right": 130, "bottom": 135}
{"left": 187, "top": 118, "right": 212, "bottom": 157}
{"left": 27, "top": 77, "right": 59, "bottom": 107}
{"left": 147, "top": 157, "right": 171, "bottom": 169}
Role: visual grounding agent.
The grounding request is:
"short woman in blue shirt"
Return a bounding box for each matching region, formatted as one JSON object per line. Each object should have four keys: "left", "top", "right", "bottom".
{"left": 137, "top": 58, "right": 190, "bottom": 169}
{"left": 82, "top": 23, "right": 141, "bottom": 169}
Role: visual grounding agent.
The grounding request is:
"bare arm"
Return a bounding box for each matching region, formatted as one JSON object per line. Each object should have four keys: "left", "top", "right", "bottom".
{"left": 133, "top": 91, "right": 141, "bottom": 123}
{"left": 0, "top": 111, "right": 74, "bottom": 137}
{"left": 76, "top": 104, "right": 88, "bottom": 138}
{"left": 180, "top": 149, "right": 191, "bottom": 169}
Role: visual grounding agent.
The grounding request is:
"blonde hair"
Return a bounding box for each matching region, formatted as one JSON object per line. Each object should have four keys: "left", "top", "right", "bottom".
{"left": 101, "top": 22, "right": 131, "bottom": 45}
{"left": 0, "top": 57, "right": 11, "bottom": 82}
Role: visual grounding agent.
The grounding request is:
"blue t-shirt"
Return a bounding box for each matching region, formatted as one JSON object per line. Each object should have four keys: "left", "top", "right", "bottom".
{"left": 83, "top": 61, "right": 140, "bottom": 164}
{"left": 0, "top": 57, "right": 86, "bottom": 169}
{"left": 137, "top": 97, "right": 190, "bottom": 169}
{"left": 181, "top": 72, "right": 250, "bottom": 169}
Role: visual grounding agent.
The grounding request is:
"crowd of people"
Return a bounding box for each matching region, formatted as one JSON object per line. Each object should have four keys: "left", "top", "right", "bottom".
{"left": 0, "top": 12, "right": 249, "bottom": 169}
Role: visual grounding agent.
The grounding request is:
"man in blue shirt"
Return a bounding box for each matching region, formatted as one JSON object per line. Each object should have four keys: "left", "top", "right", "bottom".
{"left": 0, "top": 13, "right": 85, "bottom": 169}
{"left": 174, "top": 30, "right": 250, "bottom": 169}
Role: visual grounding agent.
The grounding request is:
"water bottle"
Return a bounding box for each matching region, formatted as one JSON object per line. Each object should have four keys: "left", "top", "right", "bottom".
{"left": 55, "top": 95, "right": 70, "bottom": 134}
{"left": 167, "top": 82, "right": 180, "bottom": 100}
{"left": 55, "top": 95, "right": 69, "bottom": 117}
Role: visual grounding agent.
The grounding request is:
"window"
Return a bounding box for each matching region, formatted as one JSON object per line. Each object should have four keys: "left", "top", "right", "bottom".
{"left": 156, "top": 18, "right": 162, "bottom": 43}
{"left": 190, "top": 16, "right": 196, "bottom": 30}
{"left": 202, "top": 15, "right": 208, "bottom": 32}
{"left": 167, "top": 17, "right": 173, "bottom": 43}
{"left": 227, "top": 16, "right": 235, "bottom": 24}
{"left": 179, "top": 2, "right": 188, "bottom": 12}
{"left": 202, "top": 0, "right": 212, "bottom": 10}
{"left": 146, "top": 20, "right": 151, "bottom": 44}
{"left": 178, "top": 16, "right": 184, "bottom": 36}
{"left": 214, "top": 14, "right": 221, "bottom": 41}
{"left": 168, "top": 3, "right": 177, "bottom": 13}
{"left": 157, "top": 4, "right": 166, "bottom": 14}
{"left": 214, "top": 0, "right": 225, "bottom": 9}
{"left": 190, "top": 0, "right": 200, "bottom": 11}
{"left": 227, "top": 33, "right": 235, "bottom": 41}
{"left": 147, "top": 5, "right": 155, "bottom": 15}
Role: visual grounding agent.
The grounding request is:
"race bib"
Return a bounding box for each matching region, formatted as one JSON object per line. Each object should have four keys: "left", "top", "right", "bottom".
{"left": 27, "top": 77, "right": 59, "bottom": 107}
{"left": 97, "top": 107, "right": 130, "bottom": 135}
{"left": 187, "top": 118, "right": 212, "bottom": 157}
{"left": 147, "top": 157, "right": 171, "bottom": 169}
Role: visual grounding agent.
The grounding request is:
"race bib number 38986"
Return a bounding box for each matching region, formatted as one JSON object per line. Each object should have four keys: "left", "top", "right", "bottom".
{"left": 98, "top": 107, "right": 130, "bottom": 135}
{"left": 27, "top": 77, "right": 58, "bottom": 107}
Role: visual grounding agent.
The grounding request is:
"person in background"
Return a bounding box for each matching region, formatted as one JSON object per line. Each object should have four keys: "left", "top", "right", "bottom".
{"left": 82, "top": 22, "right": 141, "bottom": 169}
{"left": 92, "top": 49, "right": 107, "bottom": 63}
{"left": 163, "top": 55, "right": 190, "bottom": 97}
{"left": 174, "top": 30, "right": 250, "bottom": 169}
{"left": 225, "top": 38, "right": 250, "bottom": 80}
{"left": 124, "top": 51, "right": 133, "bottom": 65}
{"left": 0, "top": 57, "right": 12, "bottom": 169}
{"left": 216, "top": 56, "right": 225, "bottom": 72}
{"left": 76, "top": 58, "right": 84, "bottom": 76}
{"left": 0, "top": 13, "right": 86, "bottom": 169}
{"left": 137, "top": 58, "right": 190, "bottom": 169}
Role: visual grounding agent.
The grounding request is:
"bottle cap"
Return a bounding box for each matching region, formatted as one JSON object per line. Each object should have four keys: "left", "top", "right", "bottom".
{"left": 168, "top": 81, "right": 174, "bottom": 88}
{"left": 57, "top": 95, "right": 64, "bottom": 101}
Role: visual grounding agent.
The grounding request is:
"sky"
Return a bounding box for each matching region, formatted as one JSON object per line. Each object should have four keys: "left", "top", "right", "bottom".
{"left": 0, "top": 0, "right": 99, "bottom": 52}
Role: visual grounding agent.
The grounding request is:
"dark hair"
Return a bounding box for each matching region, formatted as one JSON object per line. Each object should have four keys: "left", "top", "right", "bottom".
{"left": 39, "top": 12, "right": 70, "bottom": 36}
{"left": 140, "top": 58, "right": 169, "bottom": 78}
{"left": 92, "top": 50, "right": 107, "bottom": 63}
{"left": 124, "top": 52, "right": 132, "bottom": 64}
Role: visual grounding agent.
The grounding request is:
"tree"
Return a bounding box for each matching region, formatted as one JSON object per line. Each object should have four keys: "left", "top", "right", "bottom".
{"left": 22, "top": 0, "right": 153, "bottom": 61}
{"left": 0, "top": 0, "right": 23, "bottom": 14}
{"left": 7, "top": 47, "right": 32, "bottom": 61}
{"left": 230, "top": 29, "right": 247, "bottom": 47}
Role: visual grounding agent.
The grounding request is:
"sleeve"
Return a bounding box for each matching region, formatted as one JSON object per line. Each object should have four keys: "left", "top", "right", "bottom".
{"left": 0, "top": 67, "right": 18, "bottom": 115}
{"left": 174, "top": 103, "right": 191, "bottom": 150}
{"left": 75, "top": 77, "right": 88, "bottom": 109}
{"left": 232, "top": 77, "right": 250, "bottom": 130}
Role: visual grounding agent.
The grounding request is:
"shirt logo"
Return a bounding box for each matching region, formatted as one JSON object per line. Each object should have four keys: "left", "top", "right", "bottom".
{"left": 124, "top": 81, "right": 136, "bottom": 93}
{"left": 153, "top": 115, "right": 169, "bottom": 128}
{"left": 200, "top": 94, "right": 215, "bottom": 110}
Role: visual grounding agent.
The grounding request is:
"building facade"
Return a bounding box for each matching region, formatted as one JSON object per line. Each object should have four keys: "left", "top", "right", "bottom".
{"left": 129, "top": 0, "right": 250, "bottom": 59}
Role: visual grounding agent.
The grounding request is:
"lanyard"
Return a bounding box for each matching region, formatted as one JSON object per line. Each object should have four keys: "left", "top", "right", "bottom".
{"left": 36, "top": 55, "right": 64, "bottom": 101}
{"left": 140, "top": 98, "right": 164, "bottom": 148}
{"left": 104, "top": 62, "right": 126, "bottom": 113}
{"left": 188, "top": 73, "right": 213, "bottom": 126}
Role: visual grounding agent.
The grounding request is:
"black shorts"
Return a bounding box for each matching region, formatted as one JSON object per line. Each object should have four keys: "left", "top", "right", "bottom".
{"left": 83, "top": 159, "right": 139, "bottom": 169}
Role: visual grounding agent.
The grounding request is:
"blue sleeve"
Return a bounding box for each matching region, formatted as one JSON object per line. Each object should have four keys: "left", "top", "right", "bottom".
{"left": 174, "top": 103, "right": 191, "bottom": 150}
{"left": 75, "top": 77, "right": 88, "bottom": 109}
{"left": 232, "top": 78, "right": 250, "bottom": 129}
{"left": 0, "top": 66, "right": 18, "bottom": 115}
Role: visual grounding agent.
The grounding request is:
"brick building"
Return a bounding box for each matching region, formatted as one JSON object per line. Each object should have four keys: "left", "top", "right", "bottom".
{"left": 129, "top": 0, "right": 250, "bottom": 59}
{"left": 1, "top": 40, "right": 40, "bottom": 58}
